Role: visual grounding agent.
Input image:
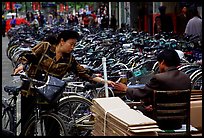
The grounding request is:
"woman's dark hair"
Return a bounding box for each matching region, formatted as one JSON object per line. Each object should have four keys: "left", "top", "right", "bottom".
{"left": 157, "top": 49, "right": 180, "bottom": 67}
{"left": 44, "top": 30, "right": 79, "bottom": 45}
{"left": 43, "top": 35, "right": 58, "bottom": 45}
{"left": 57, "top": 30, "right": 79, "bottom": 44}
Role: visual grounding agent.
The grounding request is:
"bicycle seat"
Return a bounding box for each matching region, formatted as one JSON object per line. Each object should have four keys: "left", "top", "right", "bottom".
{"left": 4, "top": 86, "right": 21, "bottom": 96}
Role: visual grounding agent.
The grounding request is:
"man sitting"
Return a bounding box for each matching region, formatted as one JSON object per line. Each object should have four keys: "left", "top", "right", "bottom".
{"left": 113, "top": 49, "right": 191, "bottom": 129}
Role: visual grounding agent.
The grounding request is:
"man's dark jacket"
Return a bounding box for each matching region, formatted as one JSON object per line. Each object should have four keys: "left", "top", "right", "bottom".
{"left": 126, "top": 66, "right": 191, "bottom": 129}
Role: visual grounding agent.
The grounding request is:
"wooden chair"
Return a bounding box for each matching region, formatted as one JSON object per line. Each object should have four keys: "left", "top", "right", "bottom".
{"left": 153, "top": 89, "right": 191, "bottom": 136}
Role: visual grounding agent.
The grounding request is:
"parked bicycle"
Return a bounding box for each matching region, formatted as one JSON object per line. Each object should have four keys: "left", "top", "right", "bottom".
{"left": 2, "top": 72, "right": 68, "bottom": 136}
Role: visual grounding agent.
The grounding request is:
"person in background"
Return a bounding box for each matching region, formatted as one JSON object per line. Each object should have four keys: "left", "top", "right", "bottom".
{"left": 83, "top": 14, "right": 90, "bottom": 28}
{"left": 68, "top": 14, "right": 74, "bottom": 26}
{"left": 113, "top": 49, "right": 191, "bottom": 130}
{"left": 100, "top": 15, "right": 109, "bottom": 30}
{"left": 59, "top": 15, "right": 64, "bottom": 24}
{"left": 154, "top": 6, "right": 174, "bottom": 34}
{"left": 28, "top": 12, "right": 34, "bottom": 23}
{"left": 185, "top": 7, "right": 202, "bottom": 41}
{"left": 74, "top": 14, "right": 79, "bottom": 25}
{"left": 176, "top": 6, "right": 189, "bottom": 37}
{"left": 39, "top": 11, "right": 45, "bottom": 27}
{"left": 154, "top": 16, "right": 162, "bottom": 34}
{"left": 10, "top": 15, "right": 16, "bottom": 27}
{"left": 30, "top": 14, "right": 39, "bottom": 34}
{"left": 110, "top": 15, "right": 117, "bottom": 32}
{"left": 118, "top": 23, "right": 126, "bottom": 33}
{"left": 104, "top": 16, "right": 109, "bottom": 29}
{"left": 48, "top": 13, "right": 53, "bottom": 26}
{"left": 90, "top": 11, "right": 98, "bottom": 28}
{"left": 26, "top": 12, "right": 30, "bottom": 22}
{"left": 2, "top": 15, "right": 6, "bottom": 37}
{"left": 97, "top": 15, "right": 101, "bottom": 28}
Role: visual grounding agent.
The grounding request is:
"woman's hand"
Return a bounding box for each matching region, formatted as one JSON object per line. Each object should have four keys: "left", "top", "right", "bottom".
{"left": 93, "top": 77, "right": 116, "bottom": 87}
{"left": 13, "top": 64, "right": 24, "bottom": 75}
{"left": 113, "top": 83, "right": 128, "bottom": 92}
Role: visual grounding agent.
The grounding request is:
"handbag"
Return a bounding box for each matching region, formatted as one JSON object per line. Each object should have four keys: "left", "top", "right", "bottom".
{"left": 36, "top": 75, "right": 66, "bottom": 103}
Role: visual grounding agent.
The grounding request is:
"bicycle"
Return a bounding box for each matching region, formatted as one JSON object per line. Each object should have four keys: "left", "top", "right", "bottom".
{"left": 57, "top": 80, "right": 114, "bottom": 136}
{"left": 57, "top": 95, "right": 93, "bottom": 136}
{"left": 2, "top": 72, "right": 68, "bottom": 136}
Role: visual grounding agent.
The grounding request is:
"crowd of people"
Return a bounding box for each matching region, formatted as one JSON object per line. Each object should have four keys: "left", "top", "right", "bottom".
{"left": 2, "top": 8, "right": 119, "bottom": 37}
{"left": 24, "top": 10, "right": 117, "bottom": 31}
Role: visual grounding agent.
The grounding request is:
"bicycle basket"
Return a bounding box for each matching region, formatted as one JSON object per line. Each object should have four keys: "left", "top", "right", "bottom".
{"left": 36, "top": 76, "right": 66, "bottom": 103}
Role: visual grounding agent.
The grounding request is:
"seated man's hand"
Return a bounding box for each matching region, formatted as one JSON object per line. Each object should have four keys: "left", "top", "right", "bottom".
{"left": 113, "top": 83, "right": 128, "bottom": 93}
{"left": 107, "top": 80, "right": 116, "bottom": 87}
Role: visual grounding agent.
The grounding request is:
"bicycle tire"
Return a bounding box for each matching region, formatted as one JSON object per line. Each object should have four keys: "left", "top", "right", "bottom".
{"left": 6, "top": 45, "right": 18, "bottom": 60}
{"left": 189, "top": 69, "right": 202, "bottom": 80}
{"left": 96, "top": 87, "right": 115, "bottom": 98}
{"left": 184, "top": 67, "right": 199, "bottom": 76}
{"left": 191, "top": 71, "right": 202, "bottom": 90}
{"left": 2, "top": 128, "right": 15, "bottom": 136}
{"left": 20, "top": 112, "right": 68, "bottom": 136}
{"left": 58, "top": 95, "right": 93, "bottom": 136}
{"left": 152, "top": 61, "right": 159, "bottom": 73}
{"left": 178, "top": 64, "right": 199, "bottom": 73}
{"left": 2, "top": 100, "right": 14, "bottom": 132}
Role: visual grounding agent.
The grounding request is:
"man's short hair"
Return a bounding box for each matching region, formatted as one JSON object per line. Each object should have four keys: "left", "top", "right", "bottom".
{"left": 157, "top": 49, "right": 180, "bottom": 67}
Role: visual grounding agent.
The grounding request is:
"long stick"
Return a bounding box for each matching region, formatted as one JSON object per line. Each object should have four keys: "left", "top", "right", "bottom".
{"left": 102, "top": 57, "right": 108, "bottom": 97}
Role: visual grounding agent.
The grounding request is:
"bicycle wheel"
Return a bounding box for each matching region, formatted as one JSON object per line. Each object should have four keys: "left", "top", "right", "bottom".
{"left": 184, "top": 67, "right": 199, "bottom": 76}
{"left": 21, "top": 112, "right": 68, "bottom": 136}
{"left": 191, "top": 71, "right": 202, "bottom": 90}
{"left": 58, "top": 95, "right": 93, "bottom": 136}
{"left": 96, "top": 87, "right": 115, "bottom": 98}
{"left": 2, "top": 100, "right": 14, "bottom": 132}
{"left": 2, "top": 128, "right": 15, "bottom": 136}
{"left": 152, "top": 61, "right": 159, "bottom": 73}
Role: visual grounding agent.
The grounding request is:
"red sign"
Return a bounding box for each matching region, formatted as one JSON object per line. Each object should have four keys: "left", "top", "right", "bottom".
{"left": 32, "top": 2, "right": 36, "bottom": 10}
{"left": 66, "top": 5, "right": 69, "bottom": 11}
{"left": 37, "top": 2, "right": 41, "bottom": 11}
{"left": 60, "top": 4, "right": 64, "bottom": 12}
{"left": 12, "top": 2, "right": 16, "bottom": 10}
{"left": 5, "top": 2, "right": 10, "bottom": 10}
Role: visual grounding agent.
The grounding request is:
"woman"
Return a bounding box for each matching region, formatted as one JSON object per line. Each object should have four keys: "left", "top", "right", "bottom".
{"left": 14, "top": 30, "right": 115, "bottom": 135}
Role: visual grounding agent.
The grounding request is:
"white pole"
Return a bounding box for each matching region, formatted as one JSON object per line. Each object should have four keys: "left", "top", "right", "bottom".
{"left": 102, "top": 57, "right": 108, "bottom": 97}
{"left": 109, "top": 2, "right": 112, "bottom": 25}
{"left": 118, "top": 2, "right": 121, "bottom": 28}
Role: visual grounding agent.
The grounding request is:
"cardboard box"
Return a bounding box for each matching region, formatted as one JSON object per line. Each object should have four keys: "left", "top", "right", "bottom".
{"left": 190, "top": 100, "right": 202, "bottom": 130}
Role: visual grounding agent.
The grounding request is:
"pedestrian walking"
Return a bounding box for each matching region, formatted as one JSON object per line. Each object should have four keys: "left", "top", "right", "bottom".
{"left": 185, "top": 7, "right": 202, "bottom": 41}
{"left": 176, "top": 6, "right": 190, "bottom": 37}
{"left": 110, "top": 15, "right": 117, "bottom": 32}
{"left": 154, "top": 6, "right": 174, "bottom": 34}
{"left": 10, "top": 15, "right": 16, "bottom": 28}
{"left": 2, "top": 15, "right": 6, "bottom": 37}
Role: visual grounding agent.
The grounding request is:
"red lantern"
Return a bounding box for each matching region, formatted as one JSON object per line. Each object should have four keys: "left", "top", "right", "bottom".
{"left": 5, "top": 2, "right": 10, "bottom": 10}
{"left": 32, "top": 2, "right": 36, "bottom": 11}
{"left": 12, "top": 2, "right": 16, "bottom": 10}
{"left": 60, "top": 4, "right": 64, "bottom": 12}
{"left": 66, "top": 5, "right": 69, "bottom": 11}
{"left": 37, "top": 3, "right": 41, "bottom": 11}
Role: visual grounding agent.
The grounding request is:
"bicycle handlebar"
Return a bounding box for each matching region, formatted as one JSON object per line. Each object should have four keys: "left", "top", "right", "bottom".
{"left": 11, "top": 71, "right": 45, "bottom": 86}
